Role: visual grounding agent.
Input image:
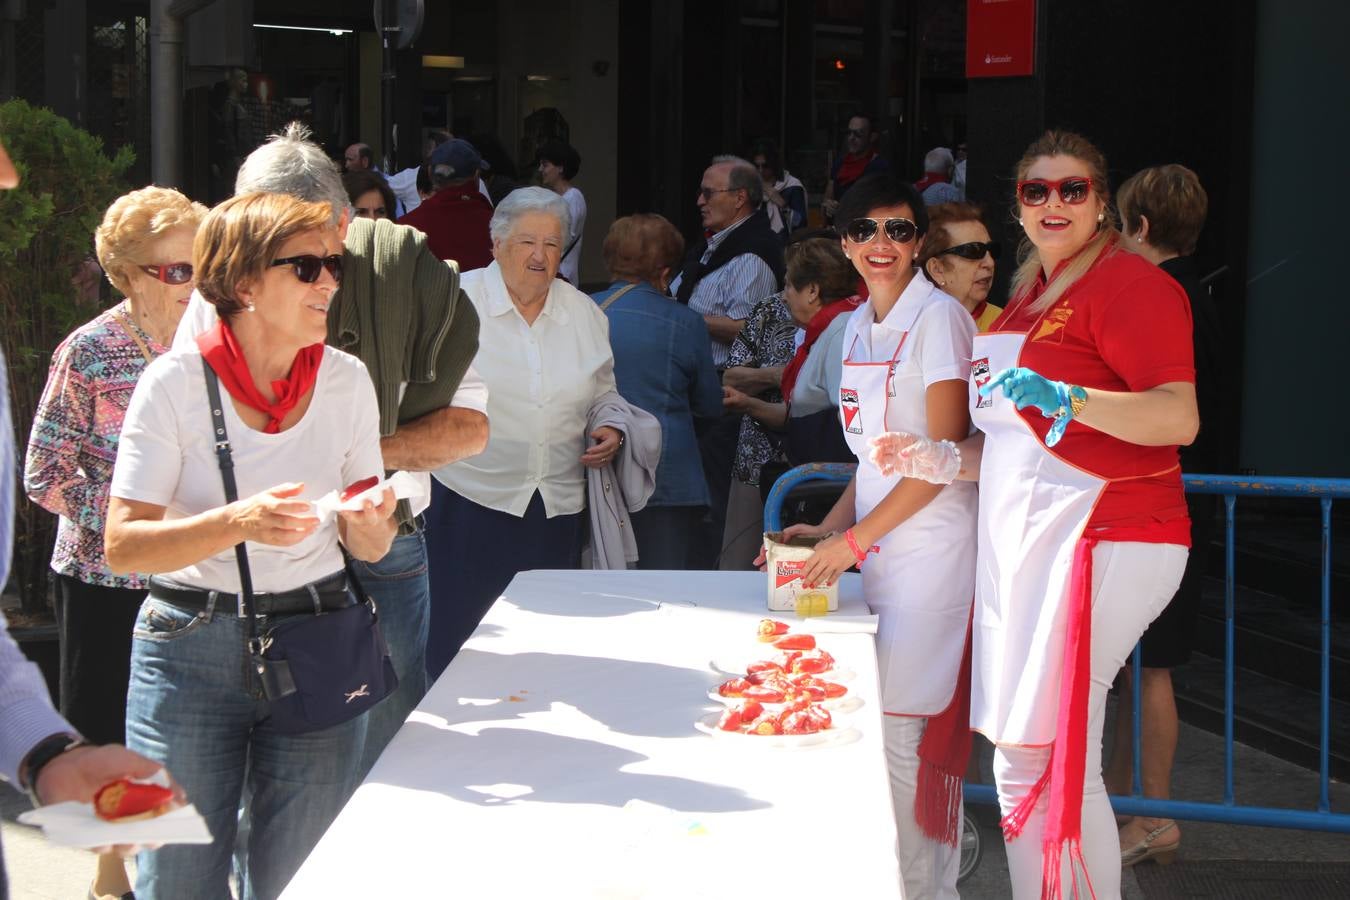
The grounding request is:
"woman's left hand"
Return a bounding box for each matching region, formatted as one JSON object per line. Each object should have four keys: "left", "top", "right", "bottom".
{"left": 581, "top": 426, "right": 623, "bottom": 468}
{"left": 800, "top": 532, "right": 858, "bottom": 589}
{"left": 337, "top": 486, "right": 397, "bottom": 529}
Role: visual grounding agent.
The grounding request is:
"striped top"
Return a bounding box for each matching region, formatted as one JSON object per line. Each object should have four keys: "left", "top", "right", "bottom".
{"left": 671, "top": 218, "right": 780, "bottom": 368}
{"left": 24, "top": 302, "right": 165, "bottom": 588}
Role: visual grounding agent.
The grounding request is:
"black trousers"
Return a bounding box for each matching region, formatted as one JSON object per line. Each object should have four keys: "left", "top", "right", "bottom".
{"left": 52, "top": 574, "right": 144, "bottom": 744}
{"left": 423, "top": 483, "right": 583, "bottom": 680}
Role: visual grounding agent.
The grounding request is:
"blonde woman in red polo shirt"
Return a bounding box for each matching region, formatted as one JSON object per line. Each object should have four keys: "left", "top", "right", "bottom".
{"left": 869, "top": 131, "right": 1198, "bottom": 899}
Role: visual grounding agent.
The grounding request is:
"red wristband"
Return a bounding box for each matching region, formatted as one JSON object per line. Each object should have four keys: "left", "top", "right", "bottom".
{"left": 844, "top": 528, "right": 868, "bottom": 564}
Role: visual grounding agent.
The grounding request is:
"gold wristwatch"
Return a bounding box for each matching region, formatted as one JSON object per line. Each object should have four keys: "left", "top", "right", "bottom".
{"left": 1068, "top": 385, "right": 1088, "bottom": 417}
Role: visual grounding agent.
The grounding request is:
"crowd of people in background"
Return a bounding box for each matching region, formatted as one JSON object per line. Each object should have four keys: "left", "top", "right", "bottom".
{"left": 0, "top": 111, "right": 1219, "bottom": 900}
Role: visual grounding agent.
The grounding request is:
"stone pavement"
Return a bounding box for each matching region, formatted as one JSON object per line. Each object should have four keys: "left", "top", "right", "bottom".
{"left": 3, "top": 712, "right": 1346, "bottom": 899}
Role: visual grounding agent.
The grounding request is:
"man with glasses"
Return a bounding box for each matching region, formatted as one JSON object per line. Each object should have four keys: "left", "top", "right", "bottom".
{"left": 671, "top": 155, "right": 785, "bottom": 568}
{"left": 821, "top": 114, "right": 891, "bottom": 222}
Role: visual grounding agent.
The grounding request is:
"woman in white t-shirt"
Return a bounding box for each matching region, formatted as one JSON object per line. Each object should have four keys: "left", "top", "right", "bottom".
{"left": 104, "top": 193, "right": 397, "bottom": 900}
{"left": 780, "top": 175, "right": 977, "bottom": 899}
{"left": 538, "top": 139, "right": 587, "bottom": 284}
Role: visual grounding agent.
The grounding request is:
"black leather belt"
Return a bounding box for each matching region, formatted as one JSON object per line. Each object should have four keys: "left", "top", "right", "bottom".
{"left": 147, "top": 571, "right": 352, "bottom": 617}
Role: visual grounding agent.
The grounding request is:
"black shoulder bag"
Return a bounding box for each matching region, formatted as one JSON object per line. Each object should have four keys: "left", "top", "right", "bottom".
{"left": 202, "top": 361, "right": 398, "bottom": 734}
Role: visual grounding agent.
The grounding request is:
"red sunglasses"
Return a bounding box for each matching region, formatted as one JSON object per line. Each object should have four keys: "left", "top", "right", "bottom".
{"left": 140, "top": 262, "right": 194, "bottom": 285}
{"left": 1016, "top": 177, "right": 1094, "bottom": 207}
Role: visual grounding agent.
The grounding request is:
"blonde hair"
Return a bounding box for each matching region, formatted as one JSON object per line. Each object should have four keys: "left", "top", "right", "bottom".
{"left": 1010, "top": 130, "right": 1119, "bottom": 314}
{"left": 1117, "top": 164, "right": 1208, "bottom": 257}
{"left": 193, "top": 192, "right": 336, "bottom": 318}
{"left": 94, "top": 186, "right": 208, "bottom": 296}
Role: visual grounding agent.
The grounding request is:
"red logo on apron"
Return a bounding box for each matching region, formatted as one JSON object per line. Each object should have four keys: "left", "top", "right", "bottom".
{"left": 972, "top": 357, "right": 992, "bottom": 408}
{"left": 840, "top": 387, "right": 863, "bottom": 434}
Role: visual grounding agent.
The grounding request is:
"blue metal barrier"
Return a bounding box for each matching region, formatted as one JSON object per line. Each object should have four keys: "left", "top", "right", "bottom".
{"left": 764, "top": 465, "right": 1350, "bottom": 834}
{"left": 761, "top": 462, "right": 857, "bottom": 533}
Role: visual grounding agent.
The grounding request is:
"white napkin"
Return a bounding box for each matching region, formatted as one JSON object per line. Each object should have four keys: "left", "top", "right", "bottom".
{"left": 19, "top": 800, "right": 212, "bottom": 849}
{"left": 785, "top": 614, "right": 879, "bottom": 635}
{"left": 311, "top": 470, "right": 425, "bottom": 525}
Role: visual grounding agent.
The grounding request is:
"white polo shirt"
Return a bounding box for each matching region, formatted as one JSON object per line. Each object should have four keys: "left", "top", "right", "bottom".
{"left": 434, "top": 262, "right": 616, "bottom": 518}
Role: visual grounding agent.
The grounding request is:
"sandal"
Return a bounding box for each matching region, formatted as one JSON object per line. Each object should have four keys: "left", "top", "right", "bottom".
{"left": 1120, "top": 820, "right": 1179, "bottom": 867}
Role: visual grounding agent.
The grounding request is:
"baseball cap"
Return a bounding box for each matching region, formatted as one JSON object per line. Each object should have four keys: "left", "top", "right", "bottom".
{"left": 429, "top": 139, "right": 482, "bottom": 179}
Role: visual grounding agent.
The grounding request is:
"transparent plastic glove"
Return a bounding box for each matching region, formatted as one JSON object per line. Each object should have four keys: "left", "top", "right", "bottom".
{"left": 866, "top": 431, "right": 961, "bottom": 484}
{"left": 979, "top": 367, "right": 1077, "bottom": 447}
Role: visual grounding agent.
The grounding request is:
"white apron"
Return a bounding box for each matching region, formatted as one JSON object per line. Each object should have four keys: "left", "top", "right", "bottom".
{"left": 840, "top": 298, "right": 978, "bottom": 716}
{"left": 967, "top": 329, "right": 1105, "bottom": 745}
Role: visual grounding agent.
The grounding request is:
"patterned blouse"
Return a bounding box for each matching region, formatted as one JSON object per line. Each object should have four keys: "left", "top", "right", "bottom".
{"left": 24, "top": 302, "right": 166, "bottom": 589}
{"left": 728, "top": 293, "right": 798, "bottom": 485}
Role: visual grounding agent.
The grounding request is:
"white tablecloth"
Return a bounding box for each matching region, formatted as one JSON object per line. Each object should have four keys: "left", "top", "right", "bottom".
{"left": 283, "top": 570, "right": 901, "bottom": 899}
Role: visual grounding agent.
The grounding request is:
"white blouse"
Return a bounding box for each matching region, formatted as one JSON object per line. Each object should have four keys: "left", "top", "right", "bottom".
{"left": 841, "top": 273, "right": 977, "bottom": 439}
{"left": 434, "top": 262, "right": 616, "bottom": 517}
{"left": 110, "top": 345, "right": 385, "bottom": 593}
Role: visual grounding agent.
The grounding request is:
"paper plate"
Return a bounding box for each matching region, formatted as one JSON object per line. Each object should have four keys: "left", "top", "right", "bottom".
{"left": 706, "top": 688, "right": 862, "bottom": 715}
{"left": 709, "top": 658, "right": 856, "bottom": 683}
{"left": 694, "top": 712, "right": 862, "bottom": 749}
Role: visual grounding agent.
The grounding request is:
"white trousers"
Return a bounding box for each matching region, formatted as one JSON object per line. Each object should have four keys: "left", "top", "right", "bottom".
{"left": 992, "top": 541, "right": 1188, "bottom": 900}
{"left": 885, "top": 714, "right": 962, "bottom": 900}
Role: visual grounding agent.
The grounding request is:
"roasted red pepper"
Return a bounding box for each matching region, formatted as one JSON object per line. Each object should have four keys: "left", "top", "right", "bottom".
{"left": 93, "top": 778, "right": 174, "bottom": 822}
{"left": 773, "top": 633, "right": 816, "bottom": 651}
{"left": 746, "top": 659, "right": 782, "bottom": 675}
{"left": 757, "top": 619, "right": 791, "bottom": 642}
{"left": 717, "top": 677, "right": 752, "bottom": 698}
{"left": 716, "top": 707, "right": 745, "bottom": 732}
{"left": 747, "top": 712, "right": 783, "bottom": 735}
{"left": 738, "top": 699, "right": 764, "bottom": 721}
{"left": 780, "top": 709, "right": 823, "bottom": 735}
{"left": 340, "top": 476, "right": 380, "bottom": 502}
{"left": 743, "top": 684, "right": 787, "bottom": 703}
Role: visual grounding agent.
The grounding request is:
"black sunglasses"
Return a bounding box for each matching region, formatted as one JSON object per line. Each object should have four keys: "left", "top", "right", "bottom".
{"left": 937, "top": 241, "right": 1001, "bottom": 261}
{"left": 141, "top": 262, "right": 194, "bottom": 285}
{"left": 270, "top": 254, "right": 344, "bottom": 285}
{"left": 842, "top": 217, "right": 918, "bottom": 245}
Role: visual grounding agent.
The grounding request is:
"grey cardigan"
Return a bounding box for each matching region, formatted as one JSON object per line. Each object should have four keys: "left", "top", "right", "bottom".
{"left": 585, "top": 391, "right": 662, "bottom": 569}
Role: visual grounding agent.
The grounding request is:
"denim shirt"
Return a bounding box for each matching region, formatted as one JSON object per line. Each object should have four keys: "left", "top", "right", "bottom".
{"left": 593, "top": 281, "right": 722, "bottom": 507}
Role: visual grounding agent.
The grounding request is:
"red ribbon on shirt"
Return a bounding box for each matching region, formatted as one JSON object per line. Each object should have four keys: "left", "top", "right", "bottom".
{"left": 196, "top": 320, "right": 323, "bottom": 434}
{"left": 780, "top": 295, "right": 862, "bottom": 406}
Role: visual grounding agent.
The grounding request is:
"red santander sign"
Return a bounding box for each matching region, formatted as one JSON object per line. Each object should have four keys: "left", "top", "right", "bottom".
{"left": 967, "top": 0, "right": 1037, "bottom": 78}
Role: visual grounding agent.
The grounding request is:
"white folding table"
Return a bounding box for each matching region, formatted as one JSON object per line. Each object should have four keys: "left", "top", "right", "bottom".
{"left": 283, "top": 570, "right": 901, "bottom": 899}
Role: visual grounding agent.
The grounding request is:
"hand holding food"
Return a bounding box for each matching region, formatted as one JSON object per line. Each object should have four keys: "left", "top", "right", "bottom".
{"left": 94, "top": 778, "right": 176, "bottom": 823}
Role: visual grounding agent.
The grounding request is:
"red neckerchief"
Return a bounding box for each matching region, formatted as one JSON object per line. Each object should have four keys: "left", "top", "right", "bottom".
{"left": 834, "top": 151, "right": 876, "bottom": 189}
{"left": 196, "top": 320, "right": 323, "bottom": 434}
{"left": 914, "top": 172, "right": 949, "bottom": 192}
{"left": 970, "top": 300, "right": 989, "bottom": 323}
{"left": 780, "top": 295, "right": 863, "bottom": 404}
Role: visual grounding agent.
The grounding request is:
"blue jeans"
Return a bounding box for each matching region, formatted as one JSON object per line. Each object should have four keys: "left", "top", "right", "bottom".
{"left": 349, "top": 529, "right": 430, "bottom": 776}
{"left": 125, "top": 593, "right": 365, "bottom": 900}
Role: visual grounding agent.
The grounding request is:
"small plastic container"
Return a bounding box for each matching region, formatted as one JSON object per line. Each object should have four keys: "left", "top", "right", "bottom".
{"left": 763, "top": 531, "right": 840, "bottom": 613}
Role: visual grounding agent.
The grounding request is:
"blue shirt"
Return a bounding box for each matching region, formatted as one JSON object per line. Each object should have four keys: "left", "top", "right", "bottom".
{"left": 593, "top": 282, "right": 723, "bottom": 507}
{"left": 0, "top": 348, "right": 77, "bottom": 785}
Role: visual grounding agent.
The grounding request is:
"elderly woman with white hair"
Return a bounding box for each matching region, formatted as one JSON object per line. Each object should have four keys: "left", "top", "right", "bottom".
{"left": 424, "top": 187, "right": 620, "bottom": 676}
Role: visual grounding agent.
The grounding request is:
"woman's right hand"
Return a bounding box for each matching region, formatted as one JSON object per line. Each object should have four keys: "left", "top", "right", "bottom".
{"left": 751, "top": 521, "right": 832, "bottom": 569}
{"left": 228, "top": 482, "right": 319, "bottom": 546}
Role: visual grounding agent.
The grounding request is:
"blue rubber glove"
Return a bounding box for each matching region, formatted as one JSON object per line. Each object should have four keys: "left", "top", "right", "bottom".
{"left": 978, "top": 367, "right": 1079, "bottom": 447}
